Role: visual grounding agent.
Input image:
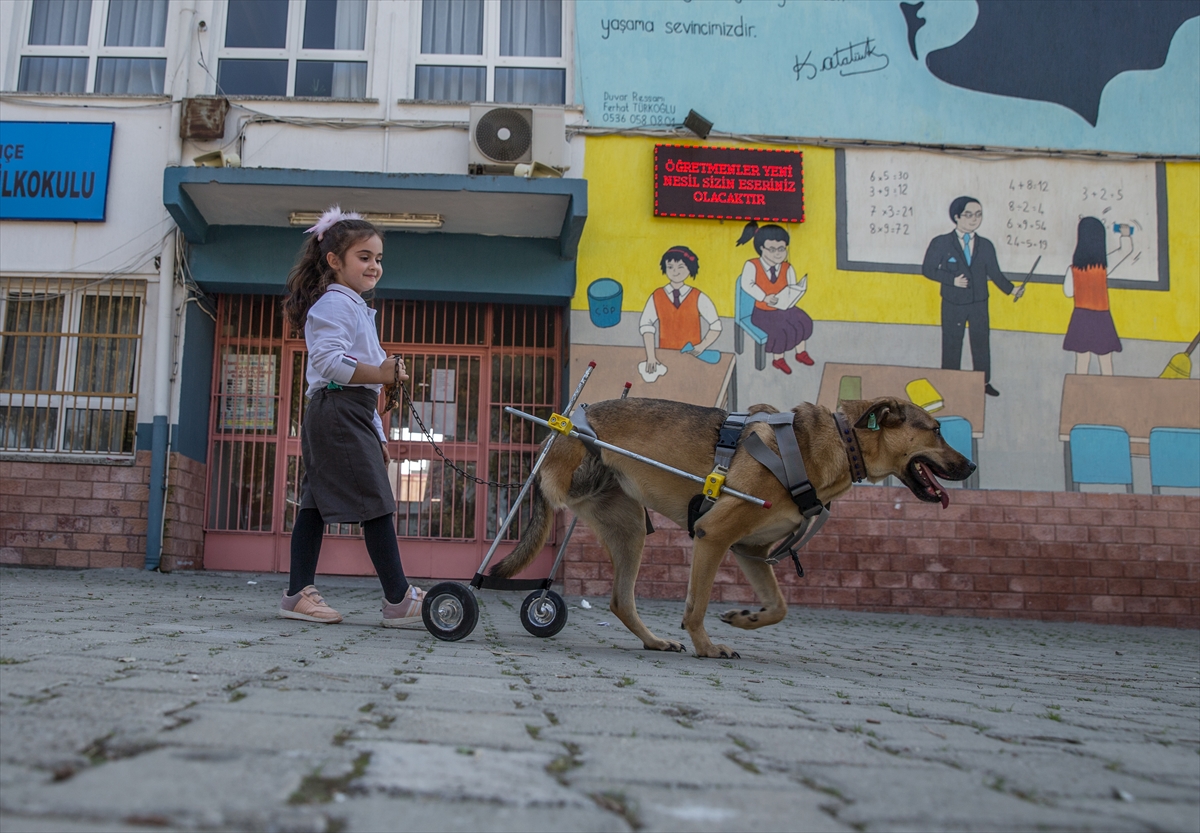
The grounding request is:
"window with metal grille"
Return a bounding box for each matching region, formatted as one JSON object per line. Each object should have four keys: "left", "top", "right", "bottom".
{"left": 0, "top": 277, "right": 144, "bottom": 456}
{"left": 214, "top": 0, "right": 370, "bottom": 98}
{"left": 16, "top": 0, "right": 170, "bottom": 95}
{"left": 412, "top": 0, "right": 570, "bottom": 104}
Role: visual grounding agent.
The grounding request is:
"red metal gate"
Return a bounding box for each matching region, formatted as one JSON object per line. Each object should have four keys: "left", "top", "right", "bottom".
{"left": 204, "top": 296, "right": 562, "bottom": 579}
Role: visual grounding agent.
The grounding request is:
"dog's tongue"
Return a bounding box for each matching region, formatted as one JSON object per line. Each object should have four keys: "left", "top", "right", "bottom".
{"left": 928, "top": 466, "right": 950, "bottom": 509}
{"left": 917, "top": 461, "right": 950, "bottom": 509}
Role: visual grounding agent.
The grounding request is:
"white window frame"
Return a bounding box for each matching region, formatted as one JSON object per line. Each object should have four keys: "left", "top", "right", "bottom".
{"left": 0, "top": 278, "right": 145, "bottom": 459}
{"left": 212, "top": 0, "right": 376, "bottom": 98}
{"left": 13, "top": 0, "right": 170, "bottom": 94}
{"left": 408, "top": 0, "right": 574, "bottom": 103}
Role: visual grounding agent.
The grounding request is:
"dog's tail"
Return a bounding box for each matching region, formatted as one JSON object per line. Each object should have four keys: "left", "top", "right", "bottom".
{"left": 489, "top": 478, "right": 554, "bottom": 579}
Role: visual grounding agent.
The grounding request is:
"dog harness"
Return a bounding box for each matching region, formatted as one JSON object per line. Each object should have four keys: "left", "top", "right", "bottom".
{"left": 691, "top": 410, "right": 868, "bottom": 580}
{"left": 574, "top": 404, "right": 867, "bottom": 576}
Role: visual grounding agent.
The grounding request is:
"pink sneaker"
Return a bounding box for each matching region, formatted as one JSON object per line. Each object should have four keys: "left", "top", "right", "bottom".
{"left": 381, "top": 585, "right": 426, "bottom": 629}
{"left": 279, "top": 586, "right": 343, "bottom": 624}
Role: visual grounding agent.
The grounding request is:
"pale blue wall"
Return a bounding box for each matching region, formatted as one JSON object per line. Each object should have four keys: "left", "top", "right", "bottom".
{"left": 577, "top": 1, "right": 1200, "bottom": 156}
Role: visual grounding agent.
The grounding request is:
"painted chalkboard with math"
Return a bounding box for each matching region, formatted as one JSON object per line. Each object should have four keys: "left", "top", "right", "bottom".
{"left": 835, "top": 149, "right": 1167, "bottom": 290}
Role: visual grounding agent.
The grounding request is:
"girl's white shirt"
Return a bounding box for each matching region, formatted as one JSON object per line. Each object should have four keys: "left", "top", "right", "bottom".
{"left": 305, "top": 283, "right": 388, "bottom": 443}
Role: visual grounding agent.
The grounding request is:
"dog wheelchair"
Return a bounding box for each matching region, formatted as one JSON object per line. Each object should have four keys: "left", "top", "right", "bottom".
{"left": 417, "top": 362, "right": 827, "bottom": 642}
{"left": 417, "top": 363, "right": 602, "bottom": 642}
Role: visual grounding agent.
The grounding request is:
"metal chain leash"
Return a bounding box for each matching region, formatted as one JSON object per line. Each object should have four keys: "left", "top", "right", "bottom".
{"left": 382, "top": 357, "right": 526, "bottom": 489}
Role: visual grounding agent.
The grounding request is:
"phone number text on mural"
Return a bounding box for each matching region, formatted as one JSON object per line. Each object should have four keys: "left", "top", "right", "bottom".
{"left": 601, "top": 91, "right": 676, "bottom": 124}
{"left": 601, "top": 112, "right": 678, "bottom": 125}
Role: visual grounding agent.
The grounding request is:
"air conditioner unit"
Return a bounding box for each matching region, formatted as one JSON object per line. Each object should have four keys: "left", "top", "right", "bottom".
{"left": 468, "top": 104, "right": 567, "bottom": 175}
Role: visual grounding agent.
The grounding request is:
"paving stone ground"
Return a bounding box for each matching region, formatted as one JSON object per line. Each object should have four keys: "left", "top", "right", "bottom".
{"left": 0, "top": 567, "right": 1197, "bottom": 832}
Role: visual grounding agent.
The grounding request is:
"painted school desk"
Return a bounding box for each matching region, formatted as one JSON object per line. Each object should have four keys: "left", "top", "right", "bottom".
{"left": 570, "top": 345, "right": 736, "bottom": 410}
{"left": 1058, "top": 375, "right": 1200, "bottom": 458}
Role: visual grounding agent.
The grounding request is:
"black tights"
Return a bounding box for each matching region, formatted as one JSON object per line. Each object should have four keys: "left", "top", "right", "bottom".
{"left": 288, "top": 508, "right": 409, "bottom": 604}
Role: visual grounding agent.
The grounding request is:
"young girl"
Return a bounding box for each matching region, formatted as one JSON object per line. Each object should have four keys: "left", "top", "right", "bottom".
{"left": 1063, "top": 216, "right": 1134, "bottom": 376}
{"left": 735, "top": 221, "right": 813, "bottom": 375}
{"left": 278, "top": 206, "right": 424, "bottom": 627}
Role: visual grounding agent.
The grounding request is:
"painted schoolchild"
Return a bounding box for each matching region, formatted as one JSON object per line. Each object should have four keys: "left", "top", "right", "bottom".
{"left": 1063, "top": 216, "right": 1134, "bottom": 376}
{"left": 735, "top": 221, "right": 814, "bottom": 375}
{"left": 278, "top": 207, "right": 424, "bottom": 627}
{"left": 640, "top": 245, "right": 722, "bottom": 377}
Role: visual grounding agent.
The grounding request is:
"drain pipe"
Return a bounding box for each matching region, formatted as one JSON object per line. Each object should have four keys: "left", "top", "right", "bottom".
{"left": 145, "top": 231, "right": 177, "bottom": 570}
{"left": 145, "top": 5, "right": 192, "bottom": 569}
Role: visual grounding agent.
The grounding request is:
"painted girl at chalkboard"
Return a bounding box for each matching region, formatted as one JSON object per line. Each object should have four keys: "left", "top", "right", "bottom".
{"left": 736, "top": 221, "right": 813, "bottom": 375}
{"left": 1063, "top": 216, "right": 1134, "bottom": 376}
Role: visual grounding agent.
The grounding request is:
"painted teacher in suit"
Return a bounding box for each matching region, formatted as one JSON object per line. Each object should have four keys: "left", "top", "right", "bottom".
{"left": 921, "top": 196, "right": 1024, "bottom": 397}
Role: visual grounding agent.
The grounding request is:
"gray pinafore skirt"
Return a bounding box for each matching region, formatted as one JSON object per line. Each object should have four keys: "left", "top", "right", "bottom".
{"left": 299, "top": 386, "right": 395, "bottom": 524}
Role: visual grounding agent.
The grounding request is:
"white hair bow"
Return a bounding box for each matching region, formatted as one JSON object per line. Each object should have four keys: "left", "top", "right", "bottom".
{"left": 305, "top": 205, "right": 363, "bottom": 241}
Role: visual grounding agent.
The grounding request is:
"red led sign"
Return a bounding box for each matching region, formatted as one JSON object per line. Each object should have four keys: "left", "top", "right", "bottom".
{"left": 654, "top": 145, "right": 804, "bottom": 223}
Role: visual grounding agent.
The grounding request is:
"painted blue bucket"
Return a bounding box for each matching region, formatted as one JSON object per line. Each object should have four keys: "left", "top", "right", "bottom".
{"left": 587, "top": 278, "right": 622, "bottom": 328}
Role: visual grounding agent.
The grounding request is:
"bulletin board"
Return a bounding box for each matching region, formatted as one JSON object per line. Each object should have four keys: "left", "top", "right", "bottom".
{"left": 219, "top": 353, "right": 277, "bottom": 432}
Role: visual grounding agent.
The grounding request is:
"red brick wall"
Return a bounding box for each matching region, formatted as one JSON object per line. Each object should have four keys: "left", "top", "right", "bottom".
{"left": 562, "top": 487, "right": 1200, "bottom": 629}
{"left": 160, "top": 454, "right": 207, "bottom": 572}
{"left": 1, "top": 452, "right": 206, "bottom": 571}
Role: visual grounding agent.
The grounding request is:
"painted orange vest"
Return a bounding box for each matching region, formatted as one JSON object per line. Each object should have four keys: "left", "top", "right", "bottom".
{"left": 1072, "top": 265, "right": 1110, "bottom": 312}
{"left": 652, "top": 286, "right": 702, "bottom": 350}
{"left": 752, "top": 258, "right": 791, "bottom": 312}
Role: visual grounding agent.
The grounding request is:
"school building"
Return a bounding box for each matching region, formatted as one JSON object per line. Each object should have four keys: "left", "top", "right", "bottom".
{"left": 1, "top": 0, "right": 1196, "bottom": 627}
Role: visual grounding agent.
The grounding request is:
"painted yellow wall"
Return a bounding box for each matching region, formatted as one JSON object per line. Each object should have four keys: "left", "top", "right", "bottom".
{"left": 576, "top": 137, "right": 1199, "bottom": 343}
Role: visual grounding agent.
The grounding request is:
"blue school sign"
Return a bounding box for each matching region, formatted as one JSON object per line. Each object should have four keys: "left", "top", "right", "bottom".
{"left": 0, "top": 122, "right": 114, "bottom": 221}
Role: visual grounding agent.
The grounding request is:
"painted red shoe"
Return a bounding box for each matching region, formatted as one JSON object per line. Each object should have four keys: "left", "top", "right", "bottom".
{"left": 772, "top": 358, "right": 792, "bottom": 375}
{"left": 795, "top": 351, "right": 815, "bottom": 366}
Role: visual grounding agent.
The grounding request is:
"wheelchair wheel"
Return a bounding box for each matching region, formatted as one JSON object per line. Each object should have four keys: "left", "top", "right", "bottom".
{"left": 422, "top": 582, "right": 479, "bottom": 642}
{"left": 520, "top": 590, "right": 568, "bottom": 638}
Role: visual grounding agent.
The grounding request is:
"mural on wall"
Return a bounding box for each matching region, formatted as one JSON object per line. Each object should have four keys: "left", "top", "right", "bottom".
{"left": 1058, "top": 374, "right": 1199, "bottom": 493}
{"left": 638, "top": 245, "right": 722, "bottom": 383}
{"left": 580, "top": 248, "right": 736, "bottom": 409}
{"left": 572, "top": 136, "right": 1199, "bottom": 494}
{"left": 921, "top": 195, "right": 1023, "bottom": 397}
{"left": 836, "top": 150, "right": 1166, "bottom": 289}
{"left": 577, "top": 1, "right": 1200, "bottom": 155}
{"left": 1061, "top": 217, "right": 1134, "bottom": 377}
{"left": 734, "top": 222, "right": 814, "bottom": 376}
{"left": 917, "top": 0, "right": 1200, "bottom": 127}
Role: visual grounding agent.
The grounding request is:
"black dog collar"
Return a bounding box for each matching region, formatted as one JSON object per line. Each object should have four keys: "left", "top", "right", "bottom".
{"left": 834, "top": 412, "right": 868, "bottom": 483}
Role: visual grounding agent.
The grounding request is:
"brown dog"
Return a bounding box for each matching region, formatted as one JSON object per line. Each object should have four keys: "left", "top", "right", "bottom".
{"left": 492, "top": 396, "right": 975, "bottom": 658}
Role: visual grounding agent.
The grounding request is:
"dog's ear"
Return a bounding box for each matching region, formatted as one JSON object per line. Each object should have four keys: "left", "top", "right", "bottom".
{"left": 854, "top": 397, "right": 906, "bottom": 431}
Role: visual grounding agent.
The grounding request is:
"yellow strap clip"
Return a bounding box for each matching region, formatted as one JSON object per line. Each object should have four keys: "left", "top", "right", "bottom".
{"left": 547, "top": 412, "right": 573, "bottom": 436}
{"left": 703, "top": 469, "right": 727, "bottom": 500}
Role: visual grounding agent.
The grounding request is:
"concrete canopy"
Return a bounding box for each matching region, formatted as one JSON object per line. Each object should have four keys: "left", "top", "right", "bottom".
{"left": 162, "top": 167, "right": 588, "bottom": 259}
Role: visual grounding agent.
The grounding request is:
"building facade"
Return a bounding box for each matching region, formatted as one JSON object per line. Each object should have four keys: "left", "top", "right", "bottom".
{"left": 2, "top": 0, "right": 586, "bottom": 578}
{"left": 2, "top": 0, "right": 1197, "bottom": 626}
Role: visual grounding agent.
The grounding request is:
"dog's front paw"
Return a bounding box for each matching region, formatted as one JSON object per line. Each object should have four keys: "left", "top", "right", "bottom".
{"left": 695, "top": 643, "right": 741, "bottom": 660}
{"left": 646, "top": 638, "right": 686, "bottom": 653}
{"left": 719, "top": 607, "right": 765, "bottom": 629}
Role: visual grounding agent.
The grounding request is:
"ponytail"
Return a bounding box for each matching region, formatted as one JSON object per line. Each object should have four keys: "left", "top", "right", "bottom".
{"left": 735, "top": 221, "right": 758, "bottom": 248}
{"left": 283, "top": 235, "right": 333, "bottom": 333}
{"left": 734, "top": 220, "right": 790, "bottom": 255}
{"left": 282, "top": 208, "right": 381, "bottom": 332}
